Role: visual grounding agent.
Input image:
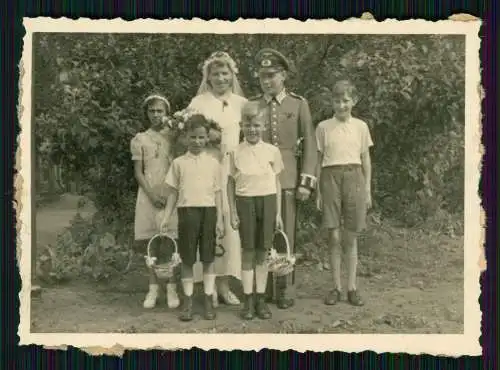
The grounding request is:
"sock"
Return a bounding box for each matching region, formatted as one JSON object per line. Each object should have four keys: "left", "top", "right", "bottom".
{"left": 255, "top": 264, "right": 269, "bottom": 294}
{"left": 241, "top": 270, "right": 254, "bottom": 295}
{"left": 181, "top": 278, "right": 194, "bottom": 297}
{"left": 203, "top": 274, "right": 216, "bottom": 295}
{"left": 347, "top": 241, "right": 358, "bottom": 291}
{"left": 330, "top": 247, "right": 342, "bottom": 291}
{"left": 149, "top": 284, "right": 159, "bottom": 293}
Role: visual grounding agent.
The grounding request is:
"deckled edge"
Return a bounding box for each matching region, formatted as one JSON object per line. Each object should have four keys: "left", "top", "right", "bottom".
{"left": 18, "top": 16, "right": 483, "bottom": 357}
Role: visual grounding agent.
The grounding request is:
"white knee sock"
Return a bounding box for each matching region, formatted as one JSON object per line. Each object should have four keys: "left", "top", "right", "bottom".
{"left": 241, "top": 270, "right": 254, "bottom": 295}
{"left": 149, "top": 284, "right": 159, "bottom": 293}
{"left": 181, "top": 278, "right": 194, "bottom": 297}
{"left": 203, "top": 274, "right": 216, "bottom": 295}
{"left": 254, "top": 264, "right": 269, "bottom": 294}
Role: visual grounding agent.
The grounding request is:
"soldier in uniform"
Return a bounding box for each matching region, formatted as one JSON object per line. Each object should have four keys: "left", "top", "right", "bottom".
{"left": 249, "top": 48, "right": 317, "bottom": 309}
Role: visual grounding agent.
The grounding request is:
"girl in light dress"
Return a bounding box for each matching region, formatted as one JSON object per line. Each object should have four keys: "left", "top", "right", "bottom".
{"left": 130, "top": 94, "right": 180, "bottom": 309}
{"left": 186, "top": 52, "right": 248, "bottom": 306}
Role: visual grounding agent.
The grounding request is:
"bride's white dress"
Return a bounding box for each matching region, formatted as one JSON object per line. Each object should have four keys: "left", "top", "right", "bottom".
{"left": 188, "top": 91, "right": 248, "bottom": 281}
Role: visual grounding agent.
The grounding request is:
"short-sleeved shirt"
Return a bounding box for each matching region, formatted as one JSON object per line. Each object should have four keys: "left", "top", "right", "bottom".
{"left": 165, "top": 151, "right": 221, "bottom": 207}
{"left": 315, "top": 116, "right": 373, "bottom": 167}
{"left": 229, "top": 140, "right": 284, "bottom": 197}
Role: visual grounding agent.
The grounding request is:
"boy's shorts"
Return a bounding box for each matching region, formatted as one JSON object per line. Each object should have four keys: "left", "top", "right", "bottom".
{"left": 320, "top": 165, "right": 367, "bottom": 232}
{"left": 178, "top": 207, "right": 216, "bottom": 265}
{"left": 236, "top": 194, "right": 277, "bottom": 252}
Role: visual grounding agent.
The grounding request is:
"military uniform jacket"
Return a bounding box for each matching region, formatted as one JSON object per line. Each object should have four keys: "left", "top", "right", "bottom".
{"left": 250, "top": 90, "right": 317, "bottom": 190}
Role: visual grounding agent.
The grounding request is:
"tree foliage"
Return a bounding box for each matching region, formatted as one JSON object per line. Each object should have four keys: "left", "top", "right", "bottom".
{"left": 34, "top": 33, "right": 465, "bottom": 253}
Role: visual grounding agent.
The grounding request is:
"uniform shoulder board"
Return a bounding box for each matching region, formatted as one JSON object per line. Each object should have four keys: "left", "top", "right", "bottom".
{"left": 288, "top": 91, "right": 305, "bottom": 100}
{"left": 248, "top": 94, "right": 263, "bottom": 101}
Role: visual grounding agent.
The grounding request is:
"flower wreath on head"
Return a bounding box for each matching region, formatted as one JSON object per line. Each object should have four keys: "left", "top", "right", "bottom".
{"left": 162, "top": 108, "right": 222, "bottom": 156}
{"left": 200, "top": 51, "right": 239, "bottom": 78}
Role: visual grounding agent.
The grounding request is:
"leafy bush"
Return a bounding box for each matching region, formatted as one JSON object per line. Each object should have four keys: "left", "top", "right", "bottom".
{"left": 34, "top": 34, "right": 465, "bottom": 278}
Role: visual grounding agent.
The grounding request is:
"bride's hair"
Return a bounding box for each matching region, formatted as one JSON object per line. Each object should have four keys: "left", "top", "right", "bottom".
{"left": 196, "top": 51, "right": 245, "bottom": 97}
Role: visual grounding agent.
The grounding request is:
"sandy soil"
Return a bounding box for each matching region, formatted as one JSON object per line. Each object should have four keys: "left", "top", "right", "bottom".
{"left": 31, "top": 194, "right": 464, "bottom": 334}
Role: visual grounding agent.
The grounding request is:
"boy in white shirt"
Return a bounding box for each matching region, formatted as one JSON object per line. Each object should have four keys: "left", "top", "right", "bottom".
{"left": 316, "top": 80, "right": 373, "bottom": 306}
{"left": 228, "top": 101, "right": 284, "bottom": 320}
{"left": 161, "top": 114, "right": 224, "bottom": 321}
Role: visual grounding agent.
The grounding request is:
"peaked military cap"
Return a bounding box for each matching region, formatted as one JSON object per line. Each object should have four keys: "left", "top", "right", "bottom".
{"left": 255, "top": 48, "right": 291, "bottom": 73}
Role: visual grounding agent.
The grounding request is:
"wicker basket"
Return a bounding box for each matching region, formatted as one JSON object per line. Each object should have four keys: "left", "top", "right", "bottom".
{"left": 266, "top": 229, "right": 296, "bottom": 276}
{"left": 145, "top": 233, "right": 181, "bottom": 280}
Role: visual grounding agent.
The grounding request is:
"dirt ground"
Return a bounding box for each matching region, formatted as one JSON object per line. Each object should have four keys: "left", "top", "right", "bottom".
{"left": 31, "top": 194, "right": 464, "bottom": 334}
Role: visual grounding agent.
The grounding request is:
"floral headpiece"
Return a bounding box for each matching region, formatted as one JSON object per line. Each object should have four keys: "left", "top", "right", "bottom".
{"left": 162, "top": 108, "right": 222, "bottom": 144}
{"left": 142, "top": 94, "right": 171, "bottom": 113}
{"left": 201, "top": 51, "right": 239, "bottom": 78}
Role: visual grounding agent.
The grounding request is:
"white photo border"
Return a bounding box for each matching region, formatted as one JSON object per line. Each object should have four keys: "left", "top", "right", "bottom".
{"left": 17, "top": 17, "right": 482, "bottom": 356}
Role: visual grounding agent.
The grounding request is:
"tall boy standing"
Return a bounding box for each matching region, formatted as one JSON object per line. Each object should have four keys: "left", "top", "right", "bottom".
{"left": 250, "top": 48, "right": 317, "bottom": 309}
{"left": 161, "top": 114, "right": 224, "bottom": 321}
{"left": 315, "top": 80, "right": 373, "bottom": 306}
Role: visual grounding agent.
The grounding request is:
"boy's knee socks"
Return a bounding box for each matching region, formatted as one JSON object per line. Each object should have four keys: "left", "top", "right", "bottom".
{"left": 241, "top": 270, "right": 254, "bottom": 295}
{"left": 255, "top": 264, "right": 268, "bottom": 294}
{"left": 203, "top": 274, "right": 216, "bottom": 295}
{"left": 181, "top": 278, "right": 194, "bottom": 296}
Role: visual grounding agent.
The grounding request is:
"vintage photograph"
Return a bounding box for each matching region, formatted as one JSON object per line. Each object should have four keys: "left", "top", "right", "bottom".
{"left": 18, "top": 18, "right": 481, "bottom": 354}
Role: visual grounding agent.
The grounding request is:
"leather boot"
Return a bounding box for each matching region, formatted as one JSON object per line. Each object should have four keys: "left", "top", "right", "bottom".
{"left": 204, "top": 294, "right": 216, "bottom": 320}
{"left": 276, "top": 275, "right": 294, "bottom": 309}
{"left": 255, "top": 294, "right": 272, "bottom": 319}
{"left": 240, "top": 294, "right": 255, "bottom": 320}
{"left": 179, "top": 295, "right": 193, "bottom": 322}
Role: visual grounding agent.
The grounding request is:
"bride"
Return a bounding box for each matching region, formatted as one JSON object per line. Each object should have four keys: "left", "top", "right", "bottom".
{"left": 187, "top": 51, "right": 248, "bottom": 306}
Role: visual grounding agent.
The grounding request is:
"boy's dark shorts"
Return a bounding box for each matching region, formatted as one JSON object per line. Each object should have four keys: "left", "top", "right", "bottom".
{"left": 178, "top": 207, "right": 216, "bottom": 265}
{"left": 320, "top": 165, "right": 367, "bottom": 232}
{"left": 236, "top": 194, "right": 277, "bottom": 252}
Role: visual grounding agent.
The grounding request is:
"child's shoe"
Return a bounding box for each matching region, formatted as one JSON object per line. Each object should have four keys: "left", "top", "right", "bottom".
{"left": 276, "top": 276, "right": 294, "bottom": 309}
{"left": 179, "top": 296, "right": 193, "bottom": 322}
{"left": 204, "top": 294, "right": 216, "bottom": 320}
{"left": 240, "top": 294, "right": 254, "bottom": 320}
{"left": 218, "top": 290, "right": 241, "bottom": 305}
{"left": 347, "top": 290, "right": 365, "bottom": 306}
{"left": 143, "top": 284, "right": 159, "bottom": 309}
{"left": 255, "top": 294, "right": 272, "bottom": 319}
{"left": 166, "top": 283, "right": 180, "bottom": 309}
{"left": 324, "top": 289, "right": 341, "bottom": 306}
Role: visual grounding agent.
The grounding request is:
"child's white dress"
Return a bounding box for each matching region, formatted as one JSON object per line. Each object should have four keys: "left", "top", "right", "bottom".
{"left": 187, "top": 91, "right": 248, "bottom": 281}
{"left": 131, "top": 129, "right": 178, "bottom": 241}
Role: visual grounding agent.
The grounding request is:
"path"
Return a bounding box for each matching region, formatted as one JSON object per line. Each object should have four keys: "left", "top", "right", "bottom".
{"left": 31, "top": 194, "right": 464, "bottom": 334}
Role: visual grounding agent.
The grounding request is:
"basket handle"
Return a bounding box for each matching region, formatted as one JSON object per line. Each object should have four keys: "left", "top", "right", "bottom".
{"left": 146, "top": 233, "right": 179, "bottom": 259}
{"left": 275, "top": 229, "right": 291, "bottom": 258}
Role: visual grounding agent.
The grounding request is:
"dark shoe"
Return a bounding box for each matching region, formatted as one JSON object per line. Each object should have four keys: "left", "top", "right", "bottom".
{"left": 204, "top": 294, "right": 216, "bottom": 320}
{"left": 276, "top": 275, "right": 294, "bottom": 309}
{"left": 324, "top": 289, "right": 341, "bottom": 305}
{"left": 347, "top": 290, "right": 365, "bottom": 306}
{"left": 277, "top": 297, "right": 295, "bottom": 309}
{"left": 179, "top": 296, "right": 193, "bottom": 322}
{"left": 240, "top": 294, "right": 254, "bottom": 320}
{"left": 255, "top": 294, "right": 272, "bottom": 319}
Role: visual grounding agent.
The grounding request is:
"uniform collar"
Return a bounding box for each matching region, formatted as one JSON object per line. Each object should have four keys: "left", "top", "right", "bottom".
{"left": 264, "top": 89, "right": 287, "bottom": 105}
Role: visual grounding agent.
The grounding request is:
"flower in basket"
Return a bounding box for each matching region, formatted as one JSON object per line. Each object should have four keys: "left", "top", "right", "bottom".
{"left": 161, "top": 107, "right": 198, "bottom": 137}
{"left": 266, "top": 248, "right": 297, "bottom": 275}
